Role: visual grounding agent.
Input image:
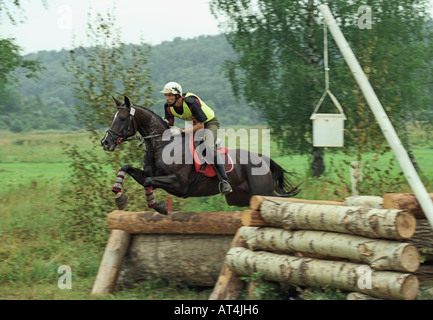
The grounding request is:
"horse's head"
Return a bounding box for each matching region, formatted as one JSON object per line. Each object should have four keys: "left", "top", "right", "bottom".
{"left": 101, "top": 96, "right": 137, "bottom": 152}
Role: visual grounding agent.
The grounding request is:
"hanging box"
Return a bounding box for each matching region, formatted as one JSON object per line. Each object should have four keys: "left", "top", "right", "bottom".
{"left": 310, "top": 113, "right": 346, "bottom": 147}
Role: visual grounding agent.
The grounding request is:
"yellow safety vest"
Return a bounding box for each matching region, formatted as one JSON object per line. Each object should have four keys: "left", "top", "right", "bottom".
{"left": 169, "top": 92, "right": 215, "bottom": 123}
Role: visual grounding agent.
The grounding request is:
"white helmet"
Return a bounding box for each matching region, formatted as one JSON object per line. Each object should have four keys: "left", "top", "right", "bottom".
{"left": 160, "top": 82, "right": 182, "bottom": 96}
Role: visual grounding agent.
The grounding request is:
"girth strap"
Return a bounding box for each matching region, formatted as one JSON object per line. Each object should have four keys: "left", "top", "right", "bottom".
{"left": 182, "top": 162, "right": 207, "bottom": 199}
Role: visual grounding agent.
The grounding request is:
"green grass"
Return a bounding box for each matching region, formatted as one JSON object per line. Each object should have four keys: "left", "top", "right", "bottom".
{"left": 1, "top": 128, "right": 432, "bottom": 300}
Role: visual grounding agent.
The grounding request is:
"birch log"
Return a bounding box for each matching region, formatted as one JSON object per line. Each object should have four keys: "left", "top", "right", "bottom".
{"left": 226, "top": 247, "right": 419, "bottom": 300}
{"left": 346, "top": 292, "right": 381, "bottom": 300}
{"left": 344, "top": 196, "right": 383, "bottom": 209}
{"left": 259, "top": 200, "right": 416, "bottom": 240}
{"left": 240, "top": 227, "right": 419, "bottom": 272}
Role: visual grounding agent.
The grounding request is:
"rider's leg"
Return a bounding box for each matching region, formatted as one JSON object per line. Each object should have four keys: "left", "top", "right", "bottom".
{"left": 203, "top": 118, "right": 232, "bottom": 195}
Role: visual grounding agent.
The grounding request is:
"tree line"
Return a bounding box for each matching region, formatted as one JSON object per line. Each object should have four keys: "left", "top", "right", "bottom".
{"left": 0, "top": 34, "right": 262, "bottom": 132}
{"left": 2, "top": 0, "right": 433, "bottom": 179}
{"left": 209, "top": 0, "right": 433, "bottom": 176}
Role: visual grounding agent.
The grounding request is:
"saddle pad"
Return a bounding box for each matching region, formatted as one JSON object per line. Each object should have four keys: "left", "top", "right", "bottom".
{"left": 188, "top": 134, "right": 234, "bottom": 177}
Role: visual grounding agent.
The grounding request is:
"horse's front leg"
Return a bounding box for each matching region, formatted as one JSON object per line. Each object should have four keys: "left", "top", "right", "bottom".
{"left": 112, "top": 165, "right": 168, "bottom": 214}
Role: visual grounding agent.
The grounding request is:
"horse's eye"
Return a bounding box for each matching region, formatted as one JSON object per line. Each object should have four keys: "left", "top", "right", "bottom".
{"left": 118, "top": 116, "right": 127, "bottom": 121}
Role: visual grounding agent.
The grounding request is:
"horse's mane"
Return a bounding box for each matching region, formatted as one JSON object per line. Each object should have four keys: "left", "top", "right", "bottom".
{"left": 135, "top": 105, "right": 170, "bottom": 129}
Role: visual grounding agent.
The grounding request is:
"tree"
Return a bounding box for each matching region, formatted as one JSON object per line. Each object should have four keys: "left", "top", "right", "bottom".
{"left": 0, "top": 0, "right": 42, "bottom": 96}
{"left": 0, "top": 0, "right": 44, "bottom": 127}
{"left": 64, "top": 8, "right": 155, "bottom": 164}
{"left": 61, "top": 7, "right": 155, "bottom": 243}
{"left": 210, "top": 0, "right": 433, "bottom": 177}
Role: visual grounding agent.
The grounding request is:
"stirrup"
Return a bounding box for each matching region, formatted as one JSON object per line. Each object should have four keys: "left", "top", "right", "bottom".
{"left": 219, "top": 180, "right": 233, "bottom": 195}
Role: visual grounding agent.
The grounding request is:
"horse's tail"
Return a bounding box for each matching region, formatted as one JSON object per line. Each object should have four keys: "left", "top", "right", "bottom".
{"left": 269, "top": 158, "right": 302, "bottom": 197}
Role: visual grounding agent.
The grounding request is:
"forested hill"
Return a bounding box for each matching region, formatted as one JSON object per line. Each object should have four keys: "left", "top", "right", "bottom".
{"left": 4, "top": 34, "right": 262, "bottom": 132}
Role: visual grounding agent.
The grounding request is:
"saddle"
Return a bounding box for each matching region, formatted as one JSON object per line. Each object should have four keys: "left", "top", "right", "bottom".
{"left": 188, "top": 134, "right": 234, "bottom": 178}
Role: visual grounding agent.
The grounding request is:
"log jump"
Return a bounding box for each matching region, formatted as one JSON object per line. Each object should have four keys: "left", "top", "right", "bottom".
{"left": 92, "top": 193, "right": 430, "bottom": 299}
{"left": 91, "top": 210, "right": 243, "bottom": 296}
{"left": 210, "top": 195, "right": 423, "bottom": 300}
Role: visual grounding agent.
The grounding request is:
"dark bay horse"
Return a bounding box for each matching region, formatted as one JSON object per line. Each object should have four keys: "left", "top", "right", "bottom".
{"left": 101, "top": 96, "right": 300, "bottom": 214}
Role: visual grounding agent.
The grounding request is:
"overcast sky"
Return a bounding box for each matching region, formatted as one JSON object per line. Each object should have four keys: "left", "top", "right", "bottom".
{"left": 2, "top": 0, "right": 221, "bottom": 54}
{"left": 3, "top": 1, "right": 433, "bottom": 55}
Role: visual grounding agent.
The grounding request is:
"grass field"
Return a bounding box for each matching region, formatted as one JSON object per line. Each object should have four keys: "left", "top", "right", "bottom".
{"left": 1, "top": 128, "right": 432, "bottom": 300}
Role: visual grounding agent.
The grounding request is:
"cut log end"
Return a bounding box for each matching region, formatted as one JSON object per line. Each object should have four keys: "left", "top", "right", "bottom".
{"left": 401, "top": 275, "right": 419, "bottom": 300}
{"left": 241, "top": 210, "right": 266, "bottom": 227}
{"left": 396, "top": 211, "right": 417, "bottom": 239}
{"left": 401, "top": 245, "right": 420, "bottom": 273}
{"left": 383, "top": 193, "right": 432, "bottom": 219}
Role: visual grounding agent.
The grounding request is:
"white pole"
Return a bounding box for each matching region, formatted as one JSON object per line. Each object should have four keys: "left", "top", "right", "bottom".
{"left": 319, "top": 4, "right": 433, "bottom": 229}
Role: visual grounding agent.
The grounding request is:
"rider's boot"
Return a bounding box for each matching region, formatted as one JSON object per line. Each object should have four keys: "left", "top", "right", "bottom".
{"left": 213, "top": 153, "right": 233, "bottom": 195}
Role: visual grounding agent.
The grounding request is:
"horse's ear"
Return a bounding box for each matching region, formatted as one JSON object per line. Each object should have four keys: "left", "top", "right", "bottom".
{"left": 124, "top": 96, "right": 132, "bottom": 109}
{"left": 113, "top": 96, "right": 122, "bottom": 107}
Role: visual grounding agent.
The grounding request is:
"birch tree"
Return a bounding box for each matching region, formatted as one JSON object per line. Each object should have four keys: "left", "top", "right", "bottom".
{"left": 210, "top": 0, "right": 433, "bottom": 177}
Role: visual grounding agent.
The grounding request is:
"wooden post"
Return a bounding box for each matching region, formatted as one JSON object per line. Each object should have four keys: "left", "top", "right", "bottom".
{"left": 319, "top": 3, "right": 433, "bottom": 230}
{"left": 91, "top": 229, "right": 131, "bottom": 296}
{"left": 209, "top": 229, "right": 247, "bottom": 300}
{"left": 350, "top": 161, "right": 362, "bottom": 196}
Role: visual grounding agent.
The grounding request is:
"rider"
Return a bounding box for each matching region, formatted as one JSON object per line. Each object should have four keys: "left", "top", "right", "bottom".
{"left": 160, "top": 81, "right": 232, "bottom": 195}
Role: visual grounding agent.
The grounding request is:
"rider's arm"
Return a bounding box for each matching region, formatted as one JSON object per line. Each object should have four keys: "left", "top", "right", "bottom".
{"left": 183, "top": 122, "right": 204, "bottom": 135}
{"left": 164, "top": 103, "right": 175, "bottom": 126}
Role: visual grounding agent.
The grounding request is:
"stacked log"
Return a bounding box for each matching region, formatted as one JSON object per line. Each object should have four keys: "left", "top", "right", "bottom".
{"left": 243, "top": 198, "right": 416, "bottom": 240}
{"left": 239, "top": 227, "right": 419, "bottom": 272}
{"left": 248, "top": 194, "right": 433, "bottom": 261}
{"left": 215, "top": 196, "right": 420, "bottom": 300}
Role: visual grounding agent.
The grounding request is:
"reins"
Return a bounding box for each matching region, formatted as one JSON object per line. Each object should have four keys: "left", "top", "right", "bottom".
{"left": 103, "top": 104, "right": 166, "bottom": 150}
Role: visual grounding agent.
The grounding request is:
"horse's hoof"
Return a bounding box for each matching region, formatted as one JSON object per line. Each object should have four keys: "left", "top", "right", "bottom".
{"left": 155, "top": 201, "right": 168, "bottom": 215}
{"left": 143, "top": 177, "right": 153, "bottom": 187}
{"left": 115, "top": 192, "right": 128, "bottom": 210}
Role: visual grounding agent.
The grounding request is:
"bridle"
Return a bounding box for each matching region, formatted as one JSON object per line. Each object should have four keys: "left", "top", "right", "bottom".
{"left": 102, "top": 105, "right": 163, "bottom": 147}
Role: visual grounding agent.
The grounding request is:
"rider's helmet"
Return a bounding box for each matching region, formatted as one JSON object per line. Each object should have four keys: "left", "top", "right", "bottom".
{"left": 160, "top": 82, "right": 183, "bottom": 96}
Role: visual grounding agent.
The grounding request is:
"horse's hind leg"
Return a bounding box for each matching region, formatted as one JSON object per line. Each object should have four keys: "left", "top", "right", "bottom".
{"left": 224, "top": 181, "right": 251, "bottom": 207}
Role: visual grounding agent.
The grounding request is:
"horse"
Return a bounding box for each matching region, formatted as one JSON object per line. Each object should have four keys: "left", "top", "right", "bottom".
{"left": 101, "top": 96, "right": 300, "bottom": 214}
